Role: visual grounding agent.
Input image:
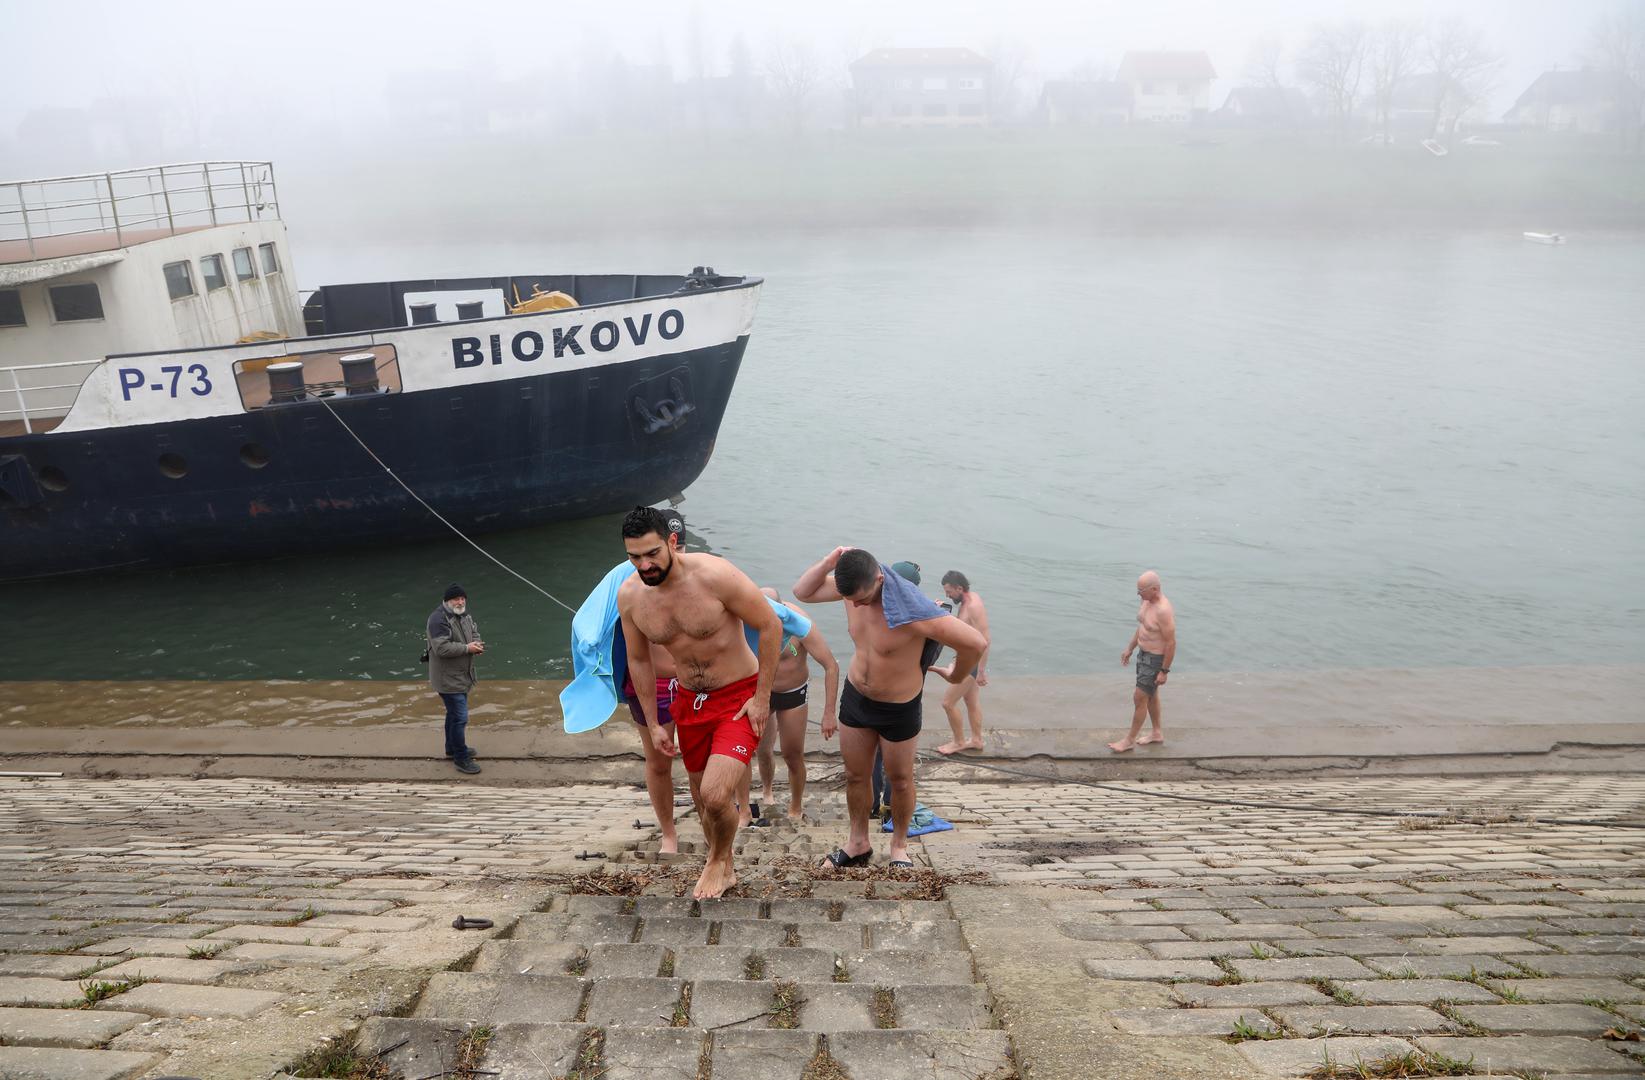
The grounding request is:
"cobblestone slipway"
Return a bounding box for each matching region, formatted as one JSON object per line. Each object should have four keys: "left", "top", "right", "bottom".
{"left": 0, "top": 774, "right": 1641, "bottom": 1079}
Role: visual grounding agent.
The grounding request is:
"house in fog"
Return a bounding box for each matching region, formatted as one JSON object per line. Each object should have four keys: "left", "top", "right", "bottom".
{"left": 1218, "top": 86, "right": 1312, "bottom": 127}
{"left": 1115, "top": 51, "right": 1217, "bottom": 122}
{"left": 849, "top": 48, "right": 992, "bottom": 128}
{"left": 1038, "top": 80, "right": 1134, "bottom": 126}
{"left": 1504, "top": 68, "right": 1628, "bottom": 133}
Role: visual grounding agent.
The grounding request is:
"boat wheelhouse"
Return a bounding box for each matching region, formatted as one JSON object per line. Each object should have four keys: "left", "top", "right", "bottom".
{"left": 0, "top": 163, "right": 762, "bottom": 580}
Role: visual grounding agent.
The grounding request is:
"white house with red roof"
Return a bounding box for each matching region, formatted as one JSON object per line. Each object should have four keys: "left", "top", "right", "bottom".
{"left": 848, "top": 48, "right": 993, "bottom": 128}
{"left": 1115, "top": 51, "right": 1217, "bottom": 123}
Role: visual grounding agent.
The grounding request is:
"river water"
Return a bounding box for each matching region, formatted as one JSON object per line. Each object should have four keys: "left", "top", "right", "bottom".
{"left": 8, "top": 227, "right": 1644, "bottom": 683}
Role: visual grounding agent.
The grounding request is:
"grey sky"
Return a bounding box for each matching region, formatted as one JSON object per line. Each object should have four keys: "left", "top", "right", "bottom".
{"left": 0, "top": 0, "right": 1620, "bottom": 135}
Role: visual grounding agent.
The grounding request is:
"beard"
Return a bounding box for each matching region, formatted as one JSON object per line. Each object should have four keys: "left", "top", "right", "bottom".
{"left": 638, "top": 555, "right": 673, "bottom": 587}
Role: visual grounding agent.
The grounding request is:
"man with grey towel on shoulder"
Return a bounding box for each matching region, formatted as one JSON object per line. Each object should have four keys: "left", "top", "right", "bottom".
{"left": 428, "top": 583, "right": 484, "bottom": 775}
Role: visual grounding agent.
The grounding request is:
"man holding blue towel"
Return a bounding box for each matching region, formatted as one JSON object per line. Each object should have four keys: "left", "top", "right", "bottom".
{"left": 619, "top": 507, "right": 782, "bottom": 899}
{"left": 794, "top": 547, "right": 985, "bottom": 870}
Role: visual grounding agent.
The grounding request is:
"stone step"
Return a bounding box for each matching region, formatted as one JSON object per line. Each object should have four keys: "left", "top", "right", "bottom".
{"left": 0, "top": 1045, "right": 161, "bottom": 1080}
{"left": 357, "top": 1018, "right": 1008, "bottom": 1080}
{"left": 417, "top": 972, "right": 994, "bottom": 1032}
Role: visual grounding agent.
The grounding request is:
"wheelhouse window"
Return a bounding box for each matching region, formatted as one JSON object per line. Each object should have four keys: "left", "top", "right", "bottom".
{"left": 163, "top": 261, "right": 195, "bottom": 300}
{"left": 232, "top": 247, "right": 257, "bottom": 281}
{"left": 49, "top": 283, "right": 103, "bottom": 322}
{"left": 0, "top": 289, "right": 23, "bottom": 327}
{"left": 201, "top": 254, "right": 228, "bottom": 291}
{"left": 259, "top": 243, "right": 281, "bottom": 275}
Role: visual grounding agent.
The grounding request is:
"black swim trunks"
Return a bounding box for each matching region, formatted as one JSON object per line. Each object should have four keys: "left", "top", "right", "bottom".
{"left": 1135, "top": 650, "right": 1164, "bottom": 694}
{"left": 770, "top": 683, "right": 809, "bottom": 712}
{"left": 839, "top": 680, "right": 921, "bottom": 743}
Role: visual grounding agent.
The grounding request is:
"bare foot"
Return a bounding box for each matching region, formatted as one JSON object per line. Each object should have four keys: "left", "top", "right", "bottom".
{"left": 936, "top": 741, "right": 963, "bottom": 755}
{"left": 1136, "top": 731, "right": 1165, "bottom": 746}
{"left": 960, "top": 738, "right": 985, "bottom": 753}
{"left": 1108, "top": 739, "right": 1136, "bottom": 753}
{"left": 659, "top": 833, "right": 679, "bottom": 855}
{"left": 787, "top": 803, "right": 805, "bottom": 822}
{"left": 693, "top": 859, "right": 738, "bottom": 900}
{"left": 737, "top": 813, "right": 753, "bottom": 829}
{"left": 762, "top": 790, "right": 775, "bottom": 806}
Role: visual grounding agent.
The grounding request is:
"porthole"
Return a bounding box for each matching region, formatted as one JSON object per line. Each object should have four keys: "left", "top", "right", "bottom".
{"left": 37, "top": 465, "right": 69, "bottom": 492}
{"left": 158, "top": 453, "right": 188, "bottom": 479}
{"left": 239, "top": 442, "right": 270, "bottom": 469}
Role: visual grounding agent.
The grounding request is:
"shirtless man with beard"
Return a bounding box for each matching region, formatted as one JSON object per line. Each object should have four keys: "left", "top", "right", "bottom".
{"left": 618, "top": 506, "right": 781, "bottom": 899}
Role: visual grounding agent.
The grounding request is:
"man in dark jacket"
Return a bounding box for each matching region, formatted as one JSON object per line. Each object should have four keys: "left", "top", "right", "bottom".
{"left": 428, "top": 583, "right": 483, "bottom": 775}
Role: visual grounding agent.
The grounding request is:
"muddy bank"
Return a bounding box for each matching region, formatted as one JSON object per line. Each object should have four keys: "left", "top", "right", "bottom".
{"left": 2, "top": 664, "right": 1640, "bottom": 782}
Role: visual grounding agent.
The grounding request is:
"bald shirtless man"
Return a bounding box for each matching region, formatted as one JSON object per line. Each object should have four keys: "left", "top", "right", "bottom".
{"left": 618, "top": 506, "right": 781, "bottom": 899}
{"left": 794, "top": 546, "right": 985, "bottom": 869}
{"left": 1110, "top": 570, "right": 1176, "bottom": 753}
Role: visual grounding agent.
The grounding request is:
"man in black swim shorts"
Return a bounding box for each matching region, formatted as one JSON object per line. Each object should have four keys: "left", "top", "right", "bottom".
{"left": 794, "top": 547, "right": 985, "bottom": 869}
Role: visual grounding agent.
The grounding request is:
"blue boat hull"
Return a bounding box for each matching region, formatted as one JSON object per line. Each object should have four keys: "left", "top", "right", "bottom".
{"left": 0, "top": 338, "right": 746, "bottom": 580}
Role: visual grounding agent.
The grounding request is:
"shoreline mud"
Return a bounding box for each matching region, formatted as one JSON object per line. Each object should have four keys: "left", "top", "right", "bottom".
{"left": 3, "top": 664, "right": 1640, "bottom": 783}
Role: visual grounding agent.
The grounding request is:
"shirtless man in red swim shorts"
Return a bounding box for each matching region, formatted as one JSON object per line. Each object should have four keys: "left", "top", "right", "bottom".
{"left": 618, "top": 506, "right": 782, "bottom": 899}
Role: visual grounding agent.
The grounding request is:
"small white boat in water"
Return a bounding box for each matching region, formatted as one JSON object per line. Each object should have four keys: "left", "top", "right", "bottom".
{"left": 1523, "top": 231, "right": 1566, "bottom": 244}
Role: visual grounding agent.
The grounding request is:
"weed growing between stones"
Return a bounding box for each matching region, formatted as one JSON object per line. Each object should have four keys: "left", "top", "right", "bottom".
{"left": 1303, "top": 977, "right": 1361, "bottom": 1005}
{"left": 1210, "top": 957, "right": 1244, "bottom": 986}
{"left": 1249, "top": 943, "right": 1274, "bottom": 960}
{"left": 559, "top": 1028, "right": 605, "bottom": 1080}
{"left": 77, "top": 975, "right": 146, "bottom": 1008}
{"left": 771, "top": 981, "right": 804, "bottom": 1029}
{"left": 274, "top": 904, "right": 322, "bottom": 926}
{"left": 455, "top": 1024, "right": 494, "bottom": 1079}
{"left": 284, "top": 1031, "right": 392, "bottom": 1080}
{"left": 744, "top": 953, "right": 767, "bottom": 980}
{"left": 1228, "top": 1017, "right": 1281, "bottom": 1042}
{"left": 873, "top": 988, "right": 896, "bottom": 1029}
{"left": 186, "top": 943, "right": 224, "bottom": 959}
{"left": 672, "top": 985, "right": 693, "bottom": 1027}
{"left": 800, "top": 1045, "right": 849, "bottom": 1080}
{"left": 1307, "top": 1048, "right": 1477, "bottom": 1078}
{"left": 564, "top": 949, "right": 589, "bottom": 976}
{"left": 1430, "top": 1001, "right": 1488, "bottom": 1035}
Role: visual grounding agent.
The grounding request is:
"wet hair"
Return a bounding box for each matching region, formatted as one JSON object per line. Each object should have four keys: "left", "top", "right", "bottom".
{"left": 941, "top": 570, "right": 970, "bottom": 591}
{"left": 834, "top": 548, "right": 879, "bottom": 596}
{"left": 622, "top": 505, "right": 671, "bottom": 542}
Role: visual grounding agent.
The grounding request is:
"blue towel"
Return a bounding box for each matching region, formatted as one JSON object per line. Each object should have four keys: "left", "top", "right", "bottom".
{"left": 878, "top": 562, "right": 946, "bottom": 629}
{"left": 560, "top": 564, "right": 812, "bottom": 735}
{"left": 746, "top": 600, "right": 812, "bottom": 656}
{"left": 882, "top": 802, "right": 955, "bottom": 836}
{"left": 559, "top": 562, "right": 637, "bottom": 734}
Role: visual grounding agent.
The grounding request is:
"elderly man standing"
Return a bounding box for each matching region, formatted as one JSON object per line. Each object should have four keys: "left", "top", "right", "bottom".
{"left": 427, "top": 583, "right": 484, "bottom": 775}
{"left": 1110, "top": 570, "right": 1176, "bottom": 753}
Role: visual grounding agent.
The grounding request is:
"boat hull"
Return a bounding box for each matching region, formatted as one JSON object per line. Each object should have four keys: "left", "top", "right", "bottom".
{"left": 0, "top": 337, "right": 745, "bottom": 580}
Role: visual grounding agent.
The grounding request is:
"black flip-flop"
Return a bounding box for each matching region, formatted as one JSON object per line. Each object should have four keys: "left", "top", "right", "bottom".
{"left": 888, "top": 859, "right": 915, "bottom": 869}
{"left": 823, "top": 848, "right": 872, "bottom": 869}
{"left": 451, "top": 916, "right": 494, "bottom": 930}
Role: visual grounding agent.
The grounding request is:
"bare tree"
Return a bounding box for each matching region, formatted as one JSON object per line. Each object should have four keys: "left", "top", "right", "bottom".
{"left": 984, "top": 36, "right": 1033, "bottom": 124}
{"left": 765, "top": 39, "right": 821, "bottom": 134}
{"left": 1297, "top": 20, "right": 1369, "bottom": 142}
{"left": 1586, "top": 3, "right": 1645, "bottom": 152}
{"left": 1244, "top": 34, "right": 1286, "bottom": 89}
{"left": 1425, "top": 18, "right": 1502, "bottom": 139}
{"left": 1368, "top": 19, "right": 1422, "bottom": 143}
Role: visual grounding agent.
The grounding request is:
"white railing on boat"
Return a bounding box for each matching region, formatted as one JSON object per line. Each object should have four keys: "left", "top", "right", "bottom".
{"left": 2, "top": 360, "right": 100, "bottom": 433}
{"left": 0, "top": 162, "right": 280, "bottom": 261}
